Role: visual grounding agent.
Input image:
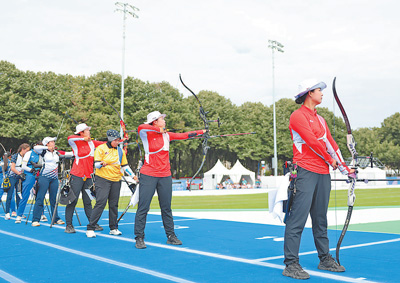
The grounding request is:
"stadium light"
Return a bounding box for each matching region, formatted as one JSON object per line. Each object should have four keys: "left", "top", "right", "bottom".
{"left": 115, "top": 2, "right": 139, "bottom": 138}
{"left": 268, "top": 39, "right": 284, "bottom": 176}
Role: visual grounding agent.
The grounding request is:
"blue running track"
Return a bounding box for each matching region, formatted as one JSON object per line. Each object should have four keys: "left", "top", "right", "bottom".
{"left": 0, "top": 207, "right": 399, "bottom": 282}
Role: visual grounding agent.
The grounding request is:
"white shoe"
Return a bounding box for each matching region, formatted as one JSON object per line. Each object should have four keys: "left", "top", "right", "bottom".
{"left": 31, "top": 221, "right": 40, "bottom": 227}
{"left": 15, "top": 216, "right": 22, "bottom": 223}
{"left": 40, "top": 215, "right": 48, "bottom": 222}
{"left": 86, "top": 230, "right": 96, "bottom": 238}
{"left": 109, "top": 229, "right": 122, "bottom": 236}
{"left": 55, "top": 219, "right": 65, "bottom": 225}
{"left": 5, "top": 213, "right": 10, "bottom": 220}
{"left": 11, "top": 211, "right": 17, "bottom": 217}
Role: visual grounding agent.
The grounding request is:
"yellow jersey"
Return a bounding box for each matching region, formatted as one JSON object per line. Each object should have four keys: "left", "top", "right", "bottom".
{"left": 94, "top": 143, "right": 128, "bottom": 182}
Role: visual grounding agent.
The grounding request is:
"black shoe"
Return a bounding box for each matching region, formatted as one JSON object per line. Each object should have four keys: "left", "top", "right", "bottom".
{"left": 318, "top": 254, "right": 345, "bottom": 272}
{"left": 282, "top": 262, "right": 310, "bottom": 280}
{"left": 94, "top": 224, "right": 103, "bottom": 231}
{"left": 167, "top": 234, "right": 182, "bottom": 245}
{"left": 135, "top": 237, "right": 146, "bottom": 249}
{"left": 64, "top": 224, "right": 76, "bottom": 234}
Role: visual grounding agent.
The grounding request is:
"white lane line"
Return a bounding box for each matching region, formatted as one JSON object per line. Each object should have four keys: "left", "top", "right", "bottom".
{"left": 254, "top": 238, "right": 400, "bottom": 262}
{"left": 75, "top": 218, "right": 199, "bottom": 227}
{"left": 0, "top": 269, "right": 27, "bottom": 283}
{"left": 0, "top": 229, "right": 195, "bottom": 283}
{"left": 35, "top": 223, "right": 377, "bottom": 282}
{"left": 17, "top": 220, "right": 381, "bottom": 282}
{"left": 255, "top": 236, "right": 275, "bottom": 240}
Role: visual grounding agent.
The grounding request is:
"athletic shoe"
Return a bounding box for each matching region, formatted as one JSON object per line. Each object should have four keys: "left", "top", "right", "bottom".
{"left": 15, "top": 216, "right": 22, "bottom": 224}
{"left": 40, "top": 215, "right": 48, "bottom": 222}
{"left": 109, "top": 229, "right": 122, "bottom": 236}
{"left": 282, "top": 262, "right": 310, "bottom": 280}
{"left": 55, "top": 219, "right": 65, "bottom": 225}
{"left": 31, "top": 221, "right": 40, "bottom": 227}
{"left": 167, "top": 234, "right": 182, "bottom": 245}
{"left": 94, "top": 224, "right": 104, "bottom": 231}
{"left": 86, "top": 230, "right": 96, "bottom": 238}
{"left": 135, "top": 237, "right": 146, "bottom": 249}
{"left": 11, "top": 211, "right": 17, "bottom": 217}
{"left": 5, "top": 213, "right": 11, "bottom": 220}
{"left": 318, "top": 254, "right": 346, "bottom": 272}
{"left": 65, "top": 224, "right": 76, "bottom": 234}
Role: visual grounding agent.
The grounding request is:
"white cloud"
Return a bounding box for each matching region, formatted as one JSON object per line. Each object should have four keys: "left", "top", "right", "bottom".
{"left": 0, "top": 0, "right": 399, "bottom": 129}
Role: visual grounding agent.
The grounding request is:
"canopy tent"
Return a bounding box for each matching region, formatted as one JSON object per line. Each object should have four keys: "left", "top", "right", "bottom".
{"left": 203, "top": 159, "right": 232, "bottom": 190}
{"left": 229, "top": 160, "right": 256, "bottom": 185}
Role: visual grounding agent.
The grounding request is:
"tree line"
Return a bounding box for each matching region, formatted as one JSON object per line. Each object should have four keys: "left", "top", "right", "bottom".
{"left": 1, "top": 60, "right": 399, "bottom": 177}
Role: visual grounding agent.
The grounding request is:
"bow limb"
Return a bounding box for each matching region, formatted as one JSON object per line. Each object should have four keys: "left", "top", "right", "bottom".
{"left": 0, "top": 142, "right": 6, "bottom": 155}
{"left": 179, "top": 74, "right": 210, "bottom": 190}
{"left": 332, "top": 77, "right": 358, "bottom": 266}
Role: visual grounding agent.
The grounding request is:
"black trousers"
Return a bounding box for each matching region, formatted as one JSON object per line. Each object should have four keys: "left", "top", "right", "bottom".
{"left": 65, "top": 174, "right": 93, "bottom": 225}
{"left": 134, "top": 174, "right": 174, "bottom": 238}
{"left": 284, "top": 166, "right": 331, "bottom": 265}
{"left": 87, "top": 176, "right": 121, "bottom": 231}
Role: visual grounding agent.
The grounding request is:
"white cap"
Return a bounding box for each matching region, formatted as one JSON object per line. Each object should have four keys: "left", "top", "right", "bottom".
{"left": 74, "top": 123, "right": 91, "bottom": 134}
{"left": 144, "top": 111, "right": 166, "bottom": 124}
{"left": 42, "top": 137, "right": 57, "bottom": 146}
{"left": 295, "top": 79, "right": 327, "bottom": 99}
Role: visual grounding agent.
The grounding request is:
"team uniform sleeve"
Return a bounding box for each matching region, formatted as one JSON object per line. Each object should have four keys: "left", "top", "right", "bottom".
{"left": 138, "top": 124, "right": 162, "bottom": 133}
{"left": 94, "top": 145, "right": 104, "bottom": 162}
{"left": 290, "top": 111, "right": 335, "bottom": 166}
{"left": 33, "top": 145, "right": 48, "bottom": 154}
{"left": 60, "top": 151, "right": 74, "bottom": 158}
{"left": 68, "top": 135, "right": 84, "bottom": 146}
{"left": 168, "top": 130, "right": 204, "bottom": 141}
{"left": 120, "top": 151, "right": 136, "bottom": 176}
{"left": 21, "top": 151, "right": 32, "bottom": 172}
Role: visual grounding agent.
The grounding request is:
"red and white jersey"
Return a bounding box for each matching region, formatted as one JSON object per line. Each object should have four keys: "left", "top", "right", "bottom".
{"left": 68, "top": 135, "right": 105, "bottom": 178}
{"left": 138, "top": 124, "right": 203, "bottom": 177}
{"left": 289, "top": 105, "right": 351, "bottom": 175}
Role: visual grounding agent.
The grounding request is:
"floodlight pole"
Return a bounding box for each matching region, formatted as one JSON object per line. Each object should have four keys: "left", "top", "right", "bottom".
{"left": 115, "top": 2, "right": 139, "bottom": 138}
{"left": 268, "top": 40, "right": 284, "bottom": 176}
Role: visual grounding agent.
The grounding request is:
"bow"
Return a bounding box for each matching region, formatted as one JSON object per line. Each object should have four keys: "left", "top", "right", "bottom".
{"left": 0, "top": 142, "right": 6, "bottom": 156}
{"left": 102, "top": 94, "right": 143, "bottom": 178}
{"left": 179, "top": 74, "right": 220, "bottom": 190}
{"left": 332, "top": 77, "right": 358, "bottom": 266}
{"left": 102, "top": 94, "right": 129, "bottom": 154}
{"left": 56, "top": 111, "right": 79, "bottom": 142}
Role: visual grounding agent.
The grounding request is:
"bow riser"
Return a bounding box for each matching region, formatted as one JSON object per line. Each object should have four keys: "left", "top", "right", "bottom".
{"left": 346, "top": 134, "right": 358, "bottom": 168}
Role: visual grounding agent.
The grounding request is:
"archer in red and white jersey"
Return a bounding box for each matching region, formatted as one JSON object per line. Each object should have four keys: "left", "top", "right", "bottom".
{"left": 134, "top": 111, "right": 205, "bottom": 249}
{"left": 65, "top": 123, "right": 106, "bottom": 233}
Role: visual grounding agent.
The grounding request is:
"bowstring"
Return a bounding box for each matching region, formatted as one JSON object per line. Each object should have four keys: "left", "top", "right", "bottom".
{"left": 333, "top": 86, "right": 338, "bottom": 242}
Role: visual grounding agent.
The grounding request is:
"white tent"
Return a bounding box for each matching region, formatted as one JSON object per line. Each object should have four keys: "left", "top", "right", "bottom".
{"left": 203, "top": 159, "right": 232, "bottom": 190}
{"left": 229, "top": 160, "right": 256, "bottom": 185}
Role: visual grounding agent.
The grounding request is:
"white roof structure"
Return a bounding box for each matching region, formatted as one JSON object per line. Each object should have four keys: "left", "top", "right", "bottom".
{"left": 202, "top": 159, "right": 256, "bottom": 190}
{"left": 229, "top": 160, "right": 256, "bottom": 185}
{"left": 203, "top": 159, "right": 232, "bottom": 190}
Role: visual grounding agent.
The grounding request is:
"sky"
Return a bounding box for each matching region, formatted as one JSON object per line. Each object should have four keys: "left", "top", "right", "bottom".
{"left": 1, "top": 0, "right": 399, "bottom": 129}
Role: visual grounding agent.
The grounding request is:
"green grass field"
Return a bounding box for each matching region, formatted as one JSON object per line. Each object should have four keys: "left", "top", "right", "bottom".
{"left": 75, "top": 187, "right": 400, "bottom": 210}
